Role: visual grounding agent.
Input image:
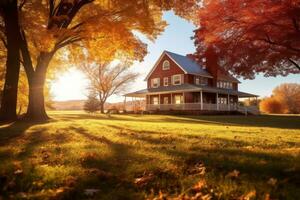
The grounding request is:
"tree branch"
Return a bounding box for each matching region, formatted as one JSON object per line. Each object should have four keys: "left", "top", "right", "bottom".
{"left": 20, "top": 29, "right": 34, "bottom": 79}
{"left": 19, "top": 0, "right": 27, "bottom": 11}
{"left": 288, "top": 58, "right": 300, "bottom": 71}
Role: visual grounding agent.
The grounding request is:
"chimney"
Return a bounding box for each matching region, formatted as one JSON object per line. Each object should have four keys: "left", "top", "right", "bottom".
{"left": 204, "top": 46, "right": 219, "bottom": 87}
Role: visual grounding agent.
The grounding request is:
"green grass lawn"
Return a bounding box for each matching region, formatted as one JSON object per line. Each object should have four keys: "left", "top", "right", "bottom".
{"left": 0, "top": 111, "right": 299, "bottom": 200}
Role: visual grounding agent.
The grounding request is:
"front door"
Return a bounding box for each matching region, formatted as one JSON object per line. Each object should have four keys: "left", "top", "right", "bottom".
{"left": 164, "top": 97, "right": 169, "bottom": 104}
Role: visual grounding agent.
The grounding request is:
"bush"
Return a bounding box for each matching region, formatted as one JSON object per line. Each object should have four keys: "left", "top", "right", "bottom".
{"left": 259, "top": 97, "right": 284, "bottom": 114}
{"left": 84, "top": 92, "right": 100, "bottom": 113}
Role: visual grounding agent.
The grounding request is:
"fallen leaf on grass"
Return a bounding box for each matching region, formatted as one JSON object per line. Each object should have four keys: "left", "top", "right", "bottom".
{"left": 14, "top": 169, "right": 23, "bottom": 175}
{"left": 267, "top": 178, "right": 277, "bottom": 186}
{"left": 86, "top": 168, "right": 113, "bottom": 180}
{"left": 239, "top": 190, "right": 256, "bottom": 200}
{"left": 7, "top": 180, "right": 16, "bottom": 190}
{"left": 134, "top": 172, "right": 154, "bottom": 187}
{"left": 264, "top": 193, "right": 270, "bottom": 200}
{"left": 84, "top": 189, "right": 100, "bottom": 196}
{"left": 226, "top": 170, "right": 240, "bottom": 178}
{"left": 64, "top": 176, "right": 77, "bottom": 187}
{"left": 192, "top": 179, "right": 206, "bottom": 192}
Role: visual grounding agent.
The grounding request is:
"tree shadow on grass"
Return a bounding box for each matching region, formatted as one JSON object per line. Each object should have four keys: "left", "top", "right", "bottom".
{"left": 180, "top": 115, "right": 300, "bottom": 129}
{"left": 105, "top": 124, "right": 300, "bottom": 198}
{"left": 0, "top": 121, "right": 45, "bottom": 144}
{"left": 53, "top": 112, "right": 300, "bottom": 130}
{"left": 65, "top": 126, "right": 156, "bottom": 199}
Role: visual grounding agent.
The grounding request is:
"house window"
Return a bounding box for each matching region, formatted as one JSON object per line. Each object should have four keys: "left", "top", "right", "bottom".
{"left": 218, "top": 97, "right": 227, "bottom": 104}
{"left": 153, "top": 97, "right": 159, "bottom": 105}
{"left": 195, "top": 76, "right": 208, "bottom": 86}
{"left": 163, "top": 77, "right": 169, "bottom": 86}
{"left": 163, "top": 97, "right": 169, "bottom": 104}
{"left": 217, "top": 81, "right": 233, "bottom": 89}
{"left": 162, "top": 60, "right": 170, "bottom": 70}
{"left": 195, "top": 77, "right": 200, "bottom": 85}
{"left": 151, "top": 78, "right": 160, "bottom": 88}
{"left": 172, "top": 74, "right": 182, "bottom": 85}
{"left": 174, "top": 95, "right": 183, "bottom": 104}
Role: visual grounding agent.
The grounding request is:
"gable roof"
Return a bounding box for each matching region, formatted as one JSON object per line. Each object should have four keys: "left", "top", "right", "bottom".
{"left": 218, "top": 71, "right": 241, "bottom": 83}
{"left": 165, "top": 51, "right": 212, "bottom": 77}
{"left": 144, "top": 51, "right": 213, "bottom": 80}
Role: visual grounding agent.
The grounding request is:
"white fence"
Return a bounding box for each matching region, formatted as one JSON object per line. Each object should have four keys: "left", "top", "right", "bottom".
{"left": 146, "top": 103, "right": 259, "bottom": 114}
{"left": 146, "top": 103, "right": 237, "bottom": 111}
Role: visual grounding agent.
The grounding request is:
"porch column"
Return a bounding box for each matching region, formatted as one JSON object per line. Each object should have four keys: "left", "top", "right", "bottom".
{"left": 216, "top": 93, "right": 219, "bottom": 110}
{"left": 183, "top": 92, "right": 185, "bottom": 110}
{"left": 171, "top": 93, "right": 173, "bottom": 104}
{"left": 227, "top": 93, "right": 230, "bottom": 111}
{"left": 159, "top": 94, "right": 161, "bottom": 110}
{"left": 200, "top": 90, "right": 203, "bottom": 110}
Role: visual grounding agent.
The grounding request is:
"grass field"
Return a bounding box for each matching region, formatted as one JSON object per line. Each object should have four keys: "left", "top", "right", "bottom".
{"left": 0, "top": 111, "right": 299, "bottom": 200}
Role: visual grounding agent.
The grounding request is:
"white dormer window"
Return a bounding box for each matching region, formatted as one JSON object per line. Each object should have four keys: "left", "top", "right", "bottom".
{"left": 151, "top": 78, "right": 160, "bottom": 88}
{"left": 172, "top": 74, "right": 182, "bottom": 85}
{"left": 162, "top": 60, "right": 170, "bottom": 70}
{"left": 195, "top": 77, "right": 200, "bottom": 85}
{"left": 164, "top": 77, "right": 169, "bottom": 86}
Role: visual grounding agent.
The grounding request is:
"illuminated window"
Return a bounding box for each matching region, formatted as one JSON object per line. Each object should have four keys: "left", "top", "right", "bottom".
{"left": 174, "top": 95, "right": 183, "bottom": 104}
{"left": 153, "top": 97, "right": 159, "bottom": 105}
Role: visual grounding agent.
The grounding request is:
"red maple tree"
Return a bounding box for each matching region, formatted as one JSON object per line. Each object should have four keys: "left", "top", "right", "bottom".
{"left": 193, "top": 0, "right": 300, "bottom": 78}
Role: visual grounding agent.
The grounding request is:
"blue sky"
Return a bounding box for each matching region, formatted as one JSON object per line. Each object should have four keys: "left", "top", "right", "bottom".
{"left": 51, "top": 12, "right": 300, "bottom": 102}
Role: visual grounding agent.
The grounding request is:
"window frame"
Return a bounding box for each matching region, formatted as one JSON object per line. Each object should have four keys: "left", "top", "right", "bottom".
{"left": 151, "top": 78, "right": 160, "bottom": 88}
{"left": 174, "top": 95, "right": 182, "bottom": 104}
{"left": 172, "top": 74, "right": 182, "bottom": 85}
{"left": 163, "top": 77, "right": 169, "bottom": 86}
{"left": 162, "top": 60, "right": 170, "bottom": 70}
{"left": 163, "top": 96, "right": 169, "bottom": 104}
{"left": 153, "top": 96, "right": 159, "bottom": 105}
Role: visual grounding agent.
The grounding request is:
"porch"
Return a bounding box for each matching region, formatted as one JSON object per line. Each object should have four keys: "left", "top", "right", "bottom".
{"left": 146, "top": 102, "right": 238, "bottom": 111}
{"left": 124, "top": 84, "right": 259, "bottom": 114}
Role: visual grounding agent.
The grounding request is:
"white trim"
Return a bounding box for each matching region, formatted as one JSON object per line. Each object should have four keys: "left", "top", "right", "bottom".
{"left": 162, "top": 60, "right": 170, "bottom": 70}
{"left": 151, "top": 78, "right": 160, "bottom": 88}
{"left": 163, "top": 77, "right": 169, "bottom": 86}
{"left": 144, "top": 51, "right": 187, "bottom": 81}
{"left": 172, "top": 74, "right": 182, "bottom": 85}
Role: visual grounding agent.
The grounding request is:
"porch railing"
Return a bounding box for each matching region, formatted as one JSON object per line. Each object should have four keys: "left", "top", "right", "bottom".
{"left": 146, "top": 103, "right": 239, "bottom": 111}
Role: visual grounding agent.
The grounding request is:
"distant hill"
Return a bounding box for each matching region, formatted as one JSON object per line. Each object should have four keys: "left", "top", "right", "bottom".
{"left": 52, "top": 100, "right": 85, "bottom": 110}
{"left": 52, "top": 99, "right": 145, "bottom": 111}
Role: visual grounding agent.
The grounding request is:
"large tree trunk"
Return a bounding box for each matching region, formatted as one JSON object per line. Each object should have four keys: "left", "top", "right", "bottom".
{"left": 0, "top": 0, "right": 21, "bottom": 121}
{"left": 23, "top": 53, "right": 52, "bottom": 121}
{"left": 100, "top": 102, "right": 105, "bottom": 114}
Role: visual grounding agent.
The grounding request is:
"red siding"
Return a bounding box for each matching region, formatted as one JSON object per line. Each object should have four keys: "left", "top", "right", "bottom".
{"left": 147, "top": 54, "right": 185, "bottom": 88}
{"left": 184, "top": 74, "right": 194, "bottom": 84}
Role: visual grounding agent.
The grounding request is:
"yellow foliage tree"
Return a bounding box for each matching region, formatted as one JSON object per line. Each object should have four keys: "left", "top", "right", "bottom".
{"left": 17, "top": 0, "right": 200, "bottom": 121}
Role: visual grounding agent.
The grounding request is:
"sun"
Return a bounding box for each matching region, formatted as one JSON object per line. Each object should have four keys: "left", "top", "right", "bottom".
{"left": 50, "top": 68, "right": 89, "bottom": 101}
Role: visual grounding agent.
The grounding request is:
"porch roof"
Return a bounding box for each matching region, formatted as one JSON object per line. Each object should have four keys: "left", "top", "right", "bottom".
{"left": 124, "top": 84, "right": 258, "bottom": 98}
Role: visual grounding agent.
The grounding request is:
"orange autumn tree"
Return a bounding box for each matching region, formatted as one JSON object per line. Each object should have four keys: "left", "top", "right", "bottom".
{"left": 260, "top": 83, "right": 300, "bottom": 114}
{"left": 17, "top": 0, "right": 200, "bottom": 121}
{"left": 193, "top": 0, "right": 300, "bottom": 79}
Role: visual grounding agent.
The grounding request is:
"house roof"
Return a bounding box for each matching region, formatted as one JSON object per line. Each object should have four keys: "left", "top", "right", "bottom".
{"left": 217, "top": 71, "right": 241, "bottom": 83}
{"left": 125, "top": 84, "right": 258, "bottom": 98}
{"left": 144, "top": 51, "right": 213, "bottom": 80}
{"left": 164, "top": 51, "right": 212, "bottom": 77}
